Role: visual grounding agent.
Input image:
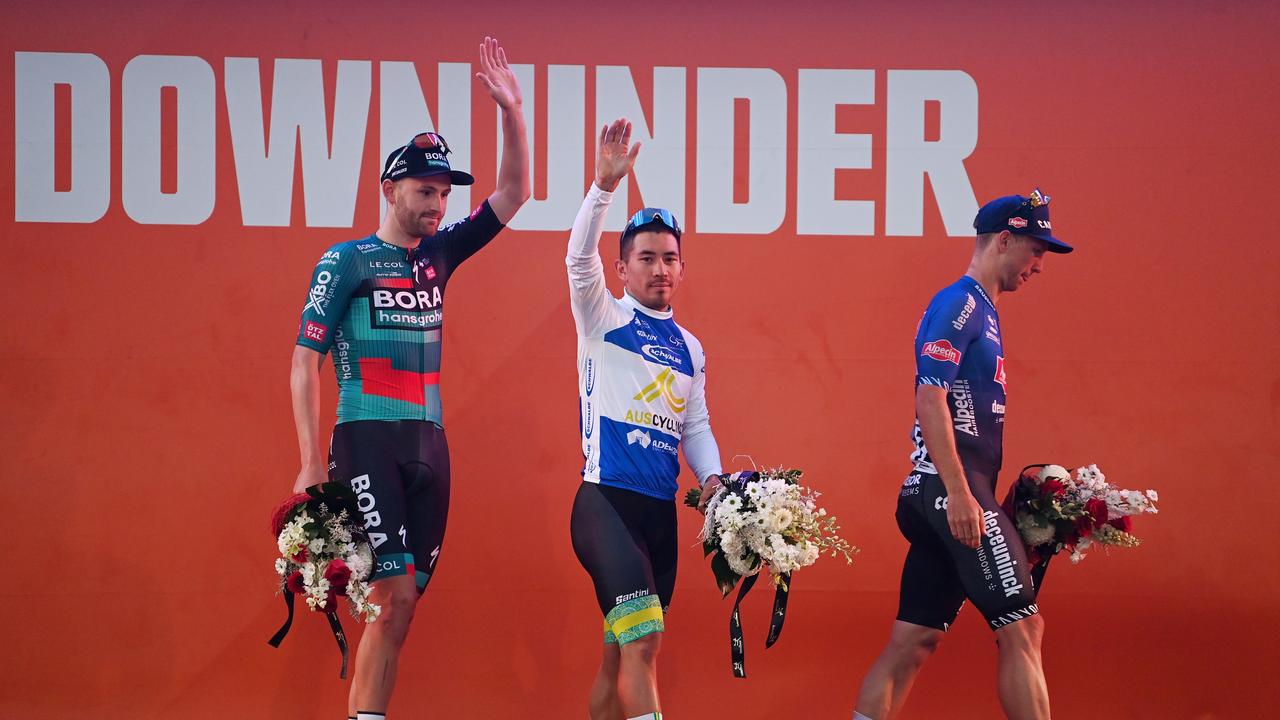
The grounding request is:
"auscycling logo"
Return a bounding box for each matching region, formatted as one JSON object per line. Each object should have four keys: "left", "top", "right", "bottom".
{"left": 635, "top": 368, "right": 686, "bottom": 414}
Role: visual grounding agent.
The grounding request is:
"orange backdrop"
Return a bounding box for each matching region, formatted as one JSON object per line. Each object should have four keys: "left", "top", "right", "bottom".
{"left": 3, "top": 1, "right": 1278, "bottom": 718}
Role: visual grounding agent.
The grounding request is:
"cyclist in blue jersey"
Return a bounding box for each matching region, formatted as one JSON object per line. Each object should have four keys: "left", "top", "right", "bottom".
{"left": 288, "top": 37, "right": 529, "bottom": 720}
{"left": 567, "top": 119, "right": 726, "bottom": 720}
{"left": 852, "top": 190, "right": 1072, "bottom": 720}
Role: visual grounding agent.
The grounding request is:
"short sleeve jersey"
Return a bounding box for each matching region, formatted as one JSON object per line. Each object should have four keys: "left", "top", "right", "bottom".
{"left": 909, "top": 276, "right": 1007, "bottom": 478}
{"left": 295, "top": 201, "right": 504, "bottom": 425}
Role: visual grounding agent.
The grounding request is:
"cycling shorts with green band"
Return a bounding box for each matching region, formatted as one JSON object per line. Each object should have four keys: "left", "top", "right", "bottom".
{"left": 570, "top": 483, "right": 677, "bottom": 645}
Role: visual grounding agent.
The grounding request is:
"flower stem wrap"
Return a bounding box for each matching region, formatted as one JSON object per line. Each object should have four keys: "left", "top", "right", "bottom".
{"left": 728, "top": 571, "right": 790, "bottom": 678}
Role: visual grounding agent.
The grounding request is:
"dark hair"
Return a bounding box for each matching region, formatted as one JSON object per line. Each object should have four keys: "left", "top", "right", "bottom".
{"left": 620, "top": 222, "right": 682, "bottom": 260}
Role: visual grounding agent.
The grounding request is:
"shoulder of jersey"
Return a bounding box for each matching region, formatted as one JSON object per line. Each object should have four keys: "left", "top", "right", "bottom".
{"left": 930, "top": 280, "right": 971, "bottom": 307}
{"left": 673, "top": 323, "right": 706, "bottom": 357}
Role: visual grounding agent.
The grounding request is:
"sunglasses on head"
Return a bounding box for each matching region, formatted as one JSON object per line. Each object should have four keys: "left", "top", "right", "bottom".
{"left": 1023, "top": 188, "right": 1051, "bottom": 209}
{"left": 383, "top": 132, "right": 450, "bottom": 179}
{"left": 624, "top": 208, "right": 681, "bottom": 237}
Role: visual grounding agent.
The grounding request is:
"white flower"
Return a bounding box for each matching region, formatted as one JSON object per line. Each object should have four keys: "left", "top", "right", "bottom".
{"left": 1146, "top": 489, "right": 1159, "bottom": 502}
{"left": 770, "top": 509, "right": 794, "bottom": 533}
{"left": 274, "top": 558, "right": 288, "bottom": 575}
{"left": 1039, "top": 465, "right": 1070, "bottom": 481}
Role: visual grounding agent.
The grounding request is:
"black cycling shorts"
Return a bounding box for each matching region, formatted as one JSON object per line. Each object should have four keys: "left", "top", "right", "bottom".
{"left": 895, "top": 469, "right": 1039, "bottom": 631}
{"left": 570, "top": 482, "right": 677, "bottom": 646}
{"left": 329, "top": 420, "right": 450, "bottom": 591}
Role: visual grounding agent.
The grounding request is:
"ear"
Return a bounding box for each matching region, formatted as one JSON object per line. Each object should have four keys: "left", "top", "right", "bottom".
{"left": 381, "top": 179, "right": 397, "bottom": 204}
{"left": 614, "top": 257, "right": 627, "bottom": 281}
{"left": 996, "top": 230, "right": 1013, "bottom": 252}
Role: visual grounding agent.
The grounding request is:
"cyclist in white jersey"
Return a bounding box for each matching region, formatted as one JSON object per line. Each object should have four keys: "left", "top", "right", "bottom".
{"left": 567, "top": 119, "right": 725, "bottom": 720}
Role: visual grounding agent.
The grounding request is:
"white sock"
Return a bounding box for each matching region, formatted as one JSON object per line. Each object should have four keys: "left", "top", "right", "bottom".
{"left": 356, "top": 714, "right": 386, "bottom": 720}
{"left": 626, "top": 714, "right": 661, "bottom": 720}
{"left": 854, "top": 713, "right": 875, "bottom": 720}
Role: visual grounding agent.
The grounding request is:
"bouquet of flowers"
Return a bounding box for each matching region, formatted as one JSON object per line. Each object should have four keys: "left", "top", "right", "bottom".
{"left": 685, "top": 468, "right": 857, "bottom": 594}
{"left": 267, "top": 482, "right": 380, "bottom": 677}
{"left": 1003, "top": 463, "right": 1159, "bottom": 566}
{"left": 685, "top": 468, "right": 856, "bottom": 678}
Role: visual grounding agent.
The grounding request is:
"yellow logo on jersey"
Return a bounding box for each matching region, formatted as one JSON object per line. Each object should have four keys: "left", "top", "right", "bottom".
{"left": 634, "top": 368, "right": 686, "bottom": 414}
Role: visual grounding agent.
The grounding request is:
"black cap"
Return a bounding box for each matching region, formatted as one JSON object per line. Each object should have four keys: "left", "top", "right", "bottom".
{"left": 973, "top": 189, "right": 1072, "bottom": 254}
{"left": 380, "top": 132, "right": 475, "bottom": 185}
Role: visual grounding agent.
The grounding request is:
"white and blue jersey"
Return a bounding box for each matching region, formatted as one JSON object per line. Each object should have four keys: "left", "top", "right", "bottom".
{"left": 910, "top": 275, "right": 1007, "bottom": 479}
{"left": 567, "top": 184, "right": 722, "bottom": 500}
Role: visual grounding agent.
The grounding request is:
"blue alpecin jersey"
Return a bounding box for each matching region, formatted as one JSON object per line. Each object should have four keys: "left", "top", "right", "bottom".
{"left": 910, "top": 275, "right": 1007, "bottom": 478}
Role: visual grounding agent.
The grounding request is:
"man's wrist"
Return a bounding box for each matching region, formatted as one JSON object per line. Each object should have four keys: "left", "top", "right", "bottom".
{"left": 595, "top": 175, "right": 621, "bottom": 193}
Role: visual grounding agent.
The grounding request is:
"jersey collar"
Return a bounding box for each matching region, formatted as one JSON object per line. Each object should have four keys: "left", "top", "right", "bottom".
{"left": 621, "top": 289, "right": 674, "bottom": 320}
{"left": 960, "top": 275, "right": 997, "bottom": 313}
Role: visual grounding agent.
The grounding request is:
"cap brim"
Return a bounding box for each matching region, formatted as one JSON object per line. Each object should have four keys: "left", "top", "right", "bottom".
{"left": 1043, "top": 236, "right": 1072, "bottom": 254}
{"left": 1018, "top": 230, "right": 1072, "bottom": 254}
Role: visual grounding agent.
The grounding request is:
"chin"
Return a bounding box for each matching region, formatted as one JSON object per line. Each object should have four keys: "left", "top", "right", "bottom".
{"left": 640, "top": 292, "right": 670, "bottom": 309}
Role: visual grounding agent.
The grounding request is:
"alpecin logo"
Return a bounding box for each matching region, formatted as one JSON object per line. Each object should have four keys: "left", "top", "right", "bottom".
{"left": 921, "top": 339, "right": 962, "bottom": 365}
{"left": 994, "top": 356, "right": 1007, "bottom": 389}
{"left": 1008, "top": 217, "right": 1028, "bottom": 228}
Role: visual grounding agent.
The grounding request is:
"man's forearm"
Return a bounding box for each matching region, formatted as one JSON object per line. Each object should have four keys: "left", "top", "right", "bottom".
{"left": 290, "top": 350, "right": 325, "bottom": 470}
{"left": 916, "top": 386, "right": 970, "bottom": 497}
{"left": 491, "top": 106, "right": 531, "bottom": 221}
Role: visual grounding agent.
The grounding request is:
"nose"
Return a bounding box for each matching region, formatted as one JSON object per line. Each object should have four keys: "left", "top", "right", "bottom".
{"left": 1031, "top": 256, "right": 1045, "bottom": 274}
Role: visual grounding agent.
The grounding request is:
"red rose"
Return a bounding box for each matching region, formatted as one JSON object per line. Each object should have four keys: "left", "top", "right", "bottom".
{"left": 285, "top": 570, "right": 306, "bottom": 594}
{"left": 1085, "top": 498, "right": 1109, "bottom": 529}
{"left": 1040, "top": 478, "right": 1067, "bottom": 499}
{"left": 290, "top": 547, "right": 309, "bottom": 563}
{"left": 324, "top": 559, "right": 352, "bottom": 588}
{"left": 1110, "top": 516, "right": 1133, "bottom": 533}
{"left": 1073, "top": 514, "right": 1094, "bottom": 538}
{"left": 270, "top": 493, "right": 312, "bottom": 536}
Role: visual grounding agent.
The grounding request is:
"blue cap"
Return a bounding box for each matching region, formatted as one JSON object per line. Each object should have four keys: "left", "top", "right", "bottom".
{"left": 973, "top": 190, "right": 1072, "bottom": 254}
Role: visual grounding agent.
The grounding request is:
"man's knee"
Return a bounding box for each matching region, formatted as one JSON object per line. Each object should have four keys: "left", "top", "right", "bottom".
{"left": 369, "top": 583, "right": 419, "bottom": 640}
{"left": 599, "top": 642, "right": 622, "bottom": 674}
{"left": 618, "top": 632, "right": 662, "bottom": 667}
{"left": 888, "top": 622, "right": 945, "bottom": 667}
{"left": 995, "top": 613, "right": 1044, "bottom": 652}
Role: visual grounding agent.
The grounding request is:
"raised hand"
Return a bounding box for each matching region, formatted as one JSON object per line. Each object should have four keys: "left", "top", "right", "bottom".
{"left": 475, "top": 36, "right": 522, "bottom": 111}
{"left": 595, "top": 118, "right": 640, "bottom": 193}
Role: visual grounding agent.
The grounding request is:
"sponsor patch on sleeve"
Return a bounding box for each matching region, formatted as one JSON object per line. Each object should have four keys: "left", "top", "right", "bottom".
{"left": 921, "top": 339, "right": 962, "bottom": 365}
{"left": 304, "top": 321, "right": 328, "bottom": 343}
